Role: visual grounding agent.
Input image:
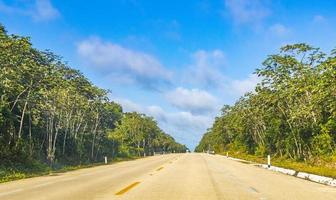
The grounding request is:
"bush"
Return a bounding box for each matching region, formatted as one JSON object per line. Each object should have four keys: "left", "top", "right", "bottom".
{"left": 255, "top": 145, "right": 266, "bottom": 156}
{"left": 311, "top": 132, "right": 333, "bottom": 156}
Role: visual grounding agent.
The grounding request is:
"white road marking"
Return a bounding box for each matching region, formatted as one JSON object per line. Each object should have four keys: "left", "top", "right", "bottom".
{"left": 0, "top": 189, "right": 24, "bottom": 197}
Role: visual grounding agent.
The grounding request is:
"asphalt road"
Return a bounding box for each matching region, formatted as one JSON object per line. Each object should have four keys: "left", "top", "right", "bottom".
{"left": 0, "top": 153, "right": 335, "bottom": 200}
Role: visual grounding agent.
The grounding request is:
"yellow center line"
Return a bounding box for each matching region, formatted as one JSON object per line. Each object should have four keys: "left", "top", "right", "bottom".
{"left": 156, "top": 166, "right": 164, "bottom": 171}
{"left": 115, "top": 182, "right": 140, "bottom": 195}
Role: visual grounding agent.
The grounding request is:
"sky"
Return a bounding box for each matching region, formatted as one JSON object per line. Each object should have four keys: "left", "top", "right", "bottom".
{"left": 1, "top": 0, "right": 336, "bottom": 150}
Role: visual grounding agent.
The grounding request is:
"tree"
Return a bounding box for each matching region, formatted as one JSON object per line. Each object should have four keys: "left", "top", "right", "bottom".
{"left": 0, "top": 24, "right": 185, "bottom": 169}
{"left": 196, "top": 43, "right": 336, "bottom": 161}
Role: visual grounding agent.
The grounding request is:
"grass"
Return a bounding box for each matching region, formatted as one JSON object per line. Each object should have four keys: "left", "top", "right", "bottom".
{"left": 0, "top": 161, "right": 50, "bottom": 183}
{"left": 220, "top": 151, "right": 336, "bottom": 179}
{"left": 0, "top": 156, "right": 138, "bottom": 183}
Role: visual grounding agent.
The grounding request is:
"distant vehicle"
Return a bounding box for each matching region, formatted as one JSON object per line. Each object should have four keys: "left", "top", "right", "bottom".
{"left": 207, "top": 150, "right": 215, "bottom": 154}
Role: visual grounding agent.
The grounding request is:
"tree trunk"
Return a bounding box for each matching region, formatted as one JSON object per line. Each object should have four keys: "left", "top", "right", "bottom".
{"left": 18, "top": 93, "right": 29, "bottom": 140}
{"left": 143, "top": 139, "right": 146, "bottom": 157}
{"left": 47, "top": 114, "right": 54, "bottom": 166}
{"left": 62, "top": 110, "right": 72, "bottom": 155}
{"left": 29, "top": 109, "right": 33, "bottom": 156}
{"left": 137, "top": 141, "right": 141, "bottom": 157}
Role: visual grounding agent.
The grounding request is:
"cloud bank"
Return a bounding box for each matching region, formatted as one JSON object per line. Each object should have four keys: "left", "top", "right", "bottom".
{"left": 0, "top": 0, "right": 60, "bottom": 21}
{"left": 77, "top": 37, "right": 172, "bottom": 89}
{"left": 224, "top": 0, "right": 270, "bottom": 24}
{"left": 165, "top": 87, "right": 219, "bottom": 115}
{"left": 185, "top": 49, "right": 226, "bottom": 89}
{"left": 114, "top": 97, "right": 214, "bottom": 149}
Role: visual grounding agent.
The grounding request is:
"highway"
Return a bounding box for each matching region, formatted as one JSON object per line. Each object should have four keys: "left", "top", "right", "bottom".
{"left": 0, "top": 153, "right": 335, "bottom": 200}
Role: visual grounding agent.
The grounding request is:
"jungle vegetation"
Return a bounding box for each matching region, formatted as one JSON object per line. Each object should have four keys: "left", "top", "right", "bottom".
{"left": 0, "top": 24, "right": 186, "bottom": 177}
{"left": 196, "top": 43, "right": 336, "bottom": 175}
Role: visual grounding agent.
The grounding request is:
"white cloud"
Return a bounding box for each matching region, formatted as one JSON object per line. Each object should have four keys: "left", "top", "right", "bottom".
{"left": 115, "top": 98, "right": 212, "bottom": 131}
{"left": 185, "top": 49, "right": 226, "bottom": 88}
{"left": 113, "top": 72, "right": 262, "bottom": 149}
{"left": 113, "top": 97, "right": 214, "bottom": 149}
{"left": 77, "top": 37, "right": 172, "bottom": 89}
{"left": 183, "top": 49, "right": 261, "bottom": 102}
{"left": 193, "top": 49, "right": 226, "bottom": 68}
{"left": 112, "top": 98, "right": 169, "bottom": 124}
{"left": 165, "top": 87, "right": 219, "bottom": 114}
{"left": 224, "top": 0, "right": 270, "bottom": 24}
{"left": 147, "top": 105, "right": 168, "bottom": 122}
{"left": 33, "top": 0, "right": 60, "bottom": 21}
{"left": 181, "top": 48, "right": 264, "bottom": 106}
{"left": 313, "top": 15, "right": 326, "bottom": 23}
{"left": 0, "top": 0, "right": 59, "bottom": 21}
{"left": 115, "top": 98, "right": 143, "bottom": 113}
{"left": 167, "top": 111, "right": 212, "bottom": 133}
{"left": 231, "top": 74, "right": 261, "bottom": 96}
{"left": 269, "top": 23, "right": 290, "bottom": 36}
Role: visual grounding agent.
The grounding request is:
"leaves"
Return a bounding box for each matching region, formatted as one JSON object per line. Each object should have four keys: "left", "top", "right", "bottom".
{"left": 110, "top": 112, "right": 186, "bottom": 156}
{"left": 0, "top": 24, "right": 185, "bottom": 167}
{"left": 196, "top": 43, "right": 336, "bottom": 160}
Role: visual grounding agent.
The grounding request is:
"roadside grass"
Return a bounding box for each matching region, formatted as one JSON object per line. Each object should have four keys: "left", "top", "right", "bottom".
{"left": 0, "top": 161, "right": 50, "bottom": 183}
{"left": 0, "top": 156, "right": 138, "bottom": 183}
{"left": 221, "top": 151, "right": 336, "bottom": 179}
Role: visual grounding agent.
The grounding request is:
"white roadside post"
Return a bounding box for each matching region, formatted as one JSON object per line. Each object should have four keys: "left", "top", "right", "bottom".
{"left": 226, "top": 152, "right": 229, "bottom": 158}
{"left": 267, "top": 155, "right": 271, "bottom": 168}
{"left": 104, "top": 156, "right": 107, "bottom": 164}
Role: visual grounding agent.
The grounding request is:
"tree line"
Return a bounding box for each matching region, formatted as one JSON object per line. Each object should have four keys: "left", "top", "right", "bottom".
{"left": 0, "top": 24, "right": 186, "bottom": 168}
{"left": 196, "top": 44, "right": 336, "bottom": 161}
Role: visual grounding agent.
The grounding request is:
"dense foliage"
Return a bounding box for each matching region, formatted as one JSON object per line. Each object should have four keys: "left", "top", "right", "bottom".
{"left": 0, "top": 24, "right": 186, "bottom": 168}
{"left": 196, "top": 44, "right": 336, "bottom": 161}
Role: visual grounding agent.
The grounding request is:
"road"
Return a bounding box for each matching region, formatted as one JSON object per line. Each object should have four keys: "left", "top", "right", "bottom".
{"left": 0, "top": 153, "right": 335, "bottom": 200}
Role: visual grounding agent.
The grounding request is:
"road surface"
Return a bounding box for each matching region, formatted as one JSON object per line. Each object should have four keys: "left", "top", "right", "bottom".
{"left": 0, "top": 153, "right": 335, "bottom": 200}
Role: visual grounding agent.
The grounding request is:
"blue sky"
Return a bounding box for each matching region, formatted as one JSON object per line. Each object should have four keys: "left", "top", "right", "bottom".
{"left": 1, "top": 0, "right": 336, "bottom": 150}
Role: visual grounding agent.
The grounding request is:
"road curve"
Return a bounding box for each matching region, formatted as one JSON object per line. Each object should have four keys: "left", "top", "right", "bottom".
{"left": 0, "top": 153, "right": 335, "bottom": 200}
